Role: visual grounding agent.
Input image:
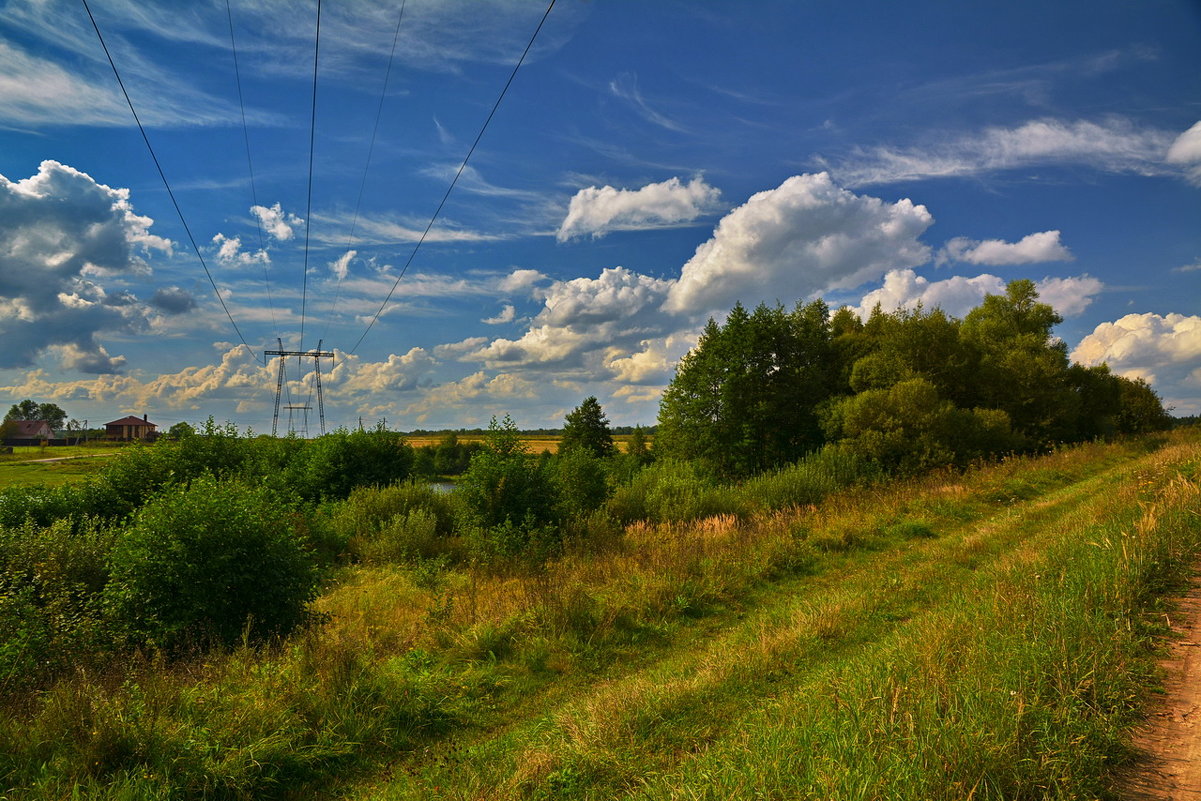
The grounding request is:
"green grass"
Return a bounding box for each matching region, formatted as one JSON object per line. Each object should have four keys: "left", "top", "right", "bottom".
{"left": 0, "top": 456, "right": 115, "bottom": 488}
{"left": 0, "top": 443, "right": 124, "bottom": 488}
{"left": 0, "top": 433, "right": 1196, "bottom": 800}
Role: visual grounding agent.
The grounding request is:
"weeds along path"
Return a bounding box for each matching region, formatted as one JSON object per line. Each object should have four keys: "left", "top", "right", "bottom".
{"left": 352, "top": 435, "right": 1201, "bottom": 800}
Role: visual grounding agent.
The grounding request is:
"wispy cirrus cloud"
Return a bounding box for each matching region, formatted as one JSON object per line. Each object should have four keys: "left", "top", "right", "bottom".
{"left": 1, "top": 0, "right": 578, "bottom": 130}
{"left": 608, "top": 72, "right": 687, "bottom": 133}
{"left": 826, "top": 118, "right": 1181, "bottom": 186}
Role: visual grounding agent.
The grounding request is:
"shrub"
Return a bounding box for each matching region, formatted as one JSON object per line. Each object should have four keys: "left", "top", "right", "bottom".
{"left": 554, "top": 448, "right": 610, "bottom": 518}
{"left": 333, "top": 482, "right": 458, "bottom": 563}
{"left": 606, "top": 459, "right": 741, "bottom": 524}
{"left": 104, "top": 476, "right": 319, "bottom": 650}
{"left": 286, "top": 428, "right": 415, "bottom": 501}
{"left": 458, "top": 417, "right": 557, "bottom": 534}
{"left": 738, "top": 447, "right": 876, "bottom": 512}
{"left": 0, "top": 518, "right": 114, "bottom": 689}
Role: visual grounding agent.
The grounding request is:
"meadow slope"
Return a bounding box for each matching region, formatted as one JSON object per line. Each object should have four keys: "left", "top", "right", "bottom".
{"left": 2, "top": 432, "right": 1197, "bottom": 800}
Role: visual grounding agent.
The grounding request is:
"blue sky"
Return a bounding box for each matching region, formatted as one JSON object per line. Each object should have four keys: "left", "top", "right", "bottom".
{"left": 1, "top": 0, "right": 1199, "bottom": 433}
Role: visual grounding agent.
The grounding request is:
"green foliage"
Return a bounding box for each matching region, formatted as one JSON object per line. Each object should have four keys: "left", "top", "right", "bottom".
{"left": 4, "top": 399, "right": 67, "bottom": 430}
{"left": 332, "top": 482, "right": 458, "bottom": 563}
{"left": 561, "top": 396, "right": 617, "bottom": 458}
{"left": 1116, "top": 375, "right": 1174, "bottom": 434}
{"left": 657, "top": 300, "right": 837, "bottom": 477}
{"left": 104, "top": 476, "right": 319, "bottom": 650}
{"left": 413, "top": 433, "right": 486, "bottom": 478}
{"left": 656, "top": 280, "right": 1169, "bottom": 480}
{"left": 458, "top": 416, "right": 557, "bottom": 536}
{"left": 164, "top": 420, "right": 195, "bottom": 440}
{"left": 553, "top": 447, "right": 610, "bottom": 518}
{"left": 0, "top": 519, "right": 113, "bottom": 690}
{"left": 823, "top": 378, "right": 1019, "bottom": 473}
{"left": 606, "top": 459, "right": 742, "bottom": 524}
{"left": 737, "top": 447, "right": 877, "bottom": 511}
{"left": 286, "top": 428, "right": 414, "bottom": 501}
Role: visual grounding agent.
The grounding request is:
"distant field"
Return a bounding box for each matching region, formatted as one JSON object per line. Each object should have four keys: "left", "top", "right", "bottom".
{"left": 405, "top": 433, "right": 648, "bottom": 454}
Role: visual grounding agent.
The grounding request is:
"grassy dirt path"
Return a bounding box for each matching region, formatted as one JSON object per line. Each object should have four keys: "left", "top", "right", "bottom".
{"left": 1122, "top": 580, "right": 1201, "bottom": 800}
{"left": 347, "top": 438, "right": 1200, "bottom": 800}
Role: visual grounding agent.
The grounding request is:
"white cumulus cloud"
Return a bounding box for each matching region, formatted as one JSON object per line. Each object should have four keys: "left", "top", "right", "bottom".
{"left": 938, "top": 230, "right": 1073, "bottom": 266}
{"left": 1071, "top": 313, "right": 1201, "bottom": 414}
{"left": 464, "top": 267, "right": 674, "bottom": 368}
{"left": 0, "top": 160, "right": 171, "bottom": 372}
{"left": 557, "top": 176, "right": 721, "bottom": 241}
{"left": 849, "top": 268, "right": 1103, "bottom": 320}
{"left": 482, "top": 304, "right": 516, "bottom": 325}
{"left": 251, "top": 202, "right": 303, "bottom": 241}
{"left": 664, "top": 172, "right": 933, "bottom": 315}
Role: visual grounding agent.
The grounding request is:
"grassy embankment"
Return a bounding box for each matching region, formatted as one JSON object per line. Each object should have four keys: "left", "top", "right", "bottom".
{"left": 1, "top": 431, "right": 1197, "bottom": 799}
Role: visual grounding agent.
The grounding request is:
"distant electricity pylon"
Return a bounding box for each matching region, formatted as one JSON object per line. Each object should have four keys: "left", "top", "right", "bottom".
{"left": 266, "top": 338, "right": 334, "bottom": 436}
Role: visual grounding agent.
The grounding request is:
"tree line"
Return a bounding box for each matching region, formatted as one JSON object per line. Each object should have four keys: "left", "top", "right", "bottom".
{"left": 655, "top": 280, "right": 1171, "bottom": 476}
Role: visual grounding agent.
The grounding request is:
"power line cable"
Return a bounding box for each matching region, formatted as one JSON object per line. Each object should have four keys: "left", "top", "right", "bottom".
{"left": 225, "top": 0, "right": 280, "bottom": 339}
{"left": 320, "top": 0, "right": 408, "bottom": 346}
{"left": 348, "top": 0, "right": 556, "bottom": 355}
{"left": 298, "top": 0, "right": 322, "bottom": 356}
{"left": 82, "top": 0, "right": 264, "bottom": 365}
{"left": 226, "top": 0, "right": 292, "bottom": 411}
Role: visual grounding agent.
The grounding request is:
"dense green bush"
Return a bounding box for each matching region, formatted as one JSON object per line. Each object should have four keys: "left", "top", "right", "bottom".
{"left": 458, "top": 417, "right": 557, "bottom": 532}
{"left": 607, "top": 459, "right": 742, "bottom": 524}
{"left": 104, "top": 476, "right": 319, "bottom": 650}
{"left": 331, "top": 482, "right": 458, "bottom": 563}
{"left": 0, "top": 519, "right": 113, "bottom": 689}
{"left": 738, "top": 447, "right": 877, "bottom": 511}
{"left": 553, "top": 448, "right": 610, "bottom": 518}
{"left": 287, "top": 428, "right": 415, "bottom": 501}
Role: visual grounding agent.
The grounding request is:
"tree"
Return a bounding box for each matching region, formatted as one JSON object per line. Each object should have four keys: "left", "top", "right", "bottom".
{"left": 458, "top": 415, "right": 556, "bottom": 533}
{"left": 823, "top": 378, "right": 1018, "bottom": 474}
{"left": 1115, "top": 376, "right": 1173, "bottom": 434}
{"left": 626, "top": 425, "right": 651, "bottom": 463}
{"left": 560, "top": 396, "right": 616, "bottom": 458}
{"left": 961, "top": 280, "right": 1079, "bottom": 446}
{"left": 4, "top": 399, "right": 67, "bottom": 430}
{"left": 656, "top": 300, "right": 838, "bottom": 476}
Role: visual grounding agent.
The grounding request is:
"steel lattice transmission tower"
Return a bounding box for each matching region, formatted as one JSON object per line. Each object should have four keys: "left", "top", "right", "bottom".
{"left": 266, "top": 338, "right": 334, "bottom": 436}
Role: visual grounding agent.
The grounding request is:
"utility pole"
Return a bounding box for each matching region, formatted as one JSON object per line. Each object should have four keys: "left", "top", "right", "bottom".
{"left": 265, "top": 339, "right": 334, "bottom": 437}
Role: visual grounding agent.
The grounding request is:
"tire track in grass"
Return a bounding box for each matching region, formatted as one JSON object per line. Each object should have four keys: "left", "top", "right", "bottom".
{"left": 366, "top": 445, "right": 1169, "bottom": 800}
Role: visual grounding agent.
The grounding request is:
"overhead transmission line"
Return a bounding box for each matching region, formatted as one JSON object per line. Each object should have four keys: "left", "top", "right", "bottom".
{"left": 225, "top": 0, "right": 280, "bottom": 339}
{"left": 226, "top": 0, "right": 293, "bottom": 415}
{"left": 298, "top": 0, "right": 322, "bottom": 355}
{"left": 81, "top": 0, "right": 264, "bottom": 366}
{"left": 320, "top": 0, "right": 408, "bottom": 346}
{"left": 348, "top": 0, "right": 557, "bottom": 356}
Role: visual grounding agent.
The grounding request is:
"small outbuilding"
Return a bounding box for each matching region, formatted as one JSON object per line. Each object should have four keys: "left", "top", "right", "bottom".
{"left": 1, "top": 419, "right": 55, "bottom": 445}
{"left": 105, "top": 414, "right": 158, "bottom": 441}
